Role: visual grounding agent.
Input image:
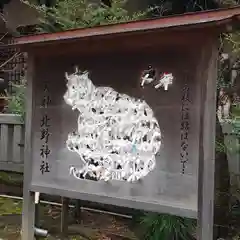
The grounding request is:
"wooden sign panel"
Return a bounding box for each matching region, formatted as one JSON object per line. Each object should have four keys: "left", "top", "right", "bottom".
{"left": 30, "top": 49, "right": 200, "bottom": 218}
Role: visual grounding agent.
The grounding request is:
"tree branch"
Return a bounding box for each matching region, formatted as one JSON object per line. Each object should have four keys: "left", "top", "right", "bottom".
{"left": 0, "top": 32, "right": 8, "bottom": 45}
{"left": 0, "top": 52, "right": 22, "bottom": 70}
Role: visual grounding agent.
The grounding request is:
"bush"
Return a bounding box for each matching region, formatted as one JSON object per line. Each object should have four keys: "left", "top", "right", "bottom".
{"left": 5, "top": 80, "right": 26, "bottom": 122}
{"left": 23, "top": 0, "right": 149, "bottom": 33}
{"left": 140, "top": 213, "right": 196, "bottom": 240}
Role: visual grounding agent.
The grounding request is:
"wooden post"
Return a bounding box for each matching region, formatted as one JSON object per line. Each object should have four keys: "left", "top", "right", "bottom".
{"left": 197, "top": 41, "right": 218, "bottom": 240}
{"left": 61, "top": 197, "right": 69, "bottom": 235}
{"left": 0, "top": 124, "right": 9, "bottom": 162}
{"left": 21, "top": 54, "right": 36, "bottom": 240}
{"left": 75, "top": 200, "right": 82, "bottom": 221}
{"left": 34, "top": 192, "right": 40, "bottom": 240}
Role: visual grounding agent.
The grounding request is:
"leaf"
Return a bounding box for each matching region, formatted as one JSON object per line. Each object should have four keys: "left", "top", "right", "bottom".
{"left": 5, "top": 80, "right": 26, "bottom": 121}
{"left": 140, "top": 213, "right": 196, "bottom": 240}
{"left": 24, "top": 0, "right": 149, "bottom": 33}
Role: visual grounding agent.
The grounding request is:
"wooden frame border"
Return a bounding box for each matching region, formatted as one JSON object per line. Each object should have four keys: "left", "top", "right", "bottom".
{"left": 197, "top": 40, "right": 218, "bottom": 240}
{"left": 21, "top": 53, "right": 36, "bottom": 240}
{"left": 20, "top": 38, "right": 219, "bottom": 240}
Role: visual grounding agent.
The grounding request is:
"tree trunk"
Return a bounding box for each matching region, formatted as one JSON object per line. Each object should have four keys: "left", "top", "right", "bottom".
{"left": 214, "top": 115, "right": 230, "bottom": 239}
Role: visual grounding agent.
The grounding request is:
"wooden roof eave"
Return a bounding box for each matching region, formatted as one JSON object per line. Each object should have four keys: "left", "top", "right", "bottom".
{"left": 6, "top": 6, "right": 240, "bottom": 56}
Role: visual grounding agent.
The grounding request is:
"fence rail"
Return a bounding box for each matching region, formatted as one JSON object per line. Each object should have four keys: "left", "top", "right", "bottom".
{"left": 0, "top": 114, "right": 24, "bottom": 173}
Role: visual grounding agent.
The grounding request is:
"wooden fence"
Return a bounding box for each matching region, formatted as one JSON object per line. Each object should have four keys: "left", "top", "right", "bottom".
{"left": 0, "top": 114, "right": 24, "bottom": 172}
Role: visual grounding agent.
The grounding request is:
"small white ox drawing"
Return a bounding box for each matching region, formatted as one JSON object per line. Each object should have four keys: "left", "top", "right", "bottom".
{"left": 140, "top": 65, "right": 173, "bottom": 91}
{"left": 155, "top": 73, "right": 174, "bottom": 91}
{"left": 63, "top": 67, "right": 161, "bottom": 182}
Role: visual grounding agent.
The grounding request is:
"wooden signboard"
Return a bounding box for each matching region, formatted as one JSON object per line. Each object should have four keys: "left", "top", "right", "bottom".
{"left": 31, "top": 50, "right": 199, "bottom": 217}
{"left": 15, "top": 7, "right": 240, "bottom": 240}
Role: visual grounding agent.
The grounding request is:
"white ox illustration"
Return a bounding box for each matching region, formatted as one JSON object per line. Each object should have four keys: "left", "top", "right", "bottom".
{"left": 63, "top": 67, "right": 161, "bottom": 182}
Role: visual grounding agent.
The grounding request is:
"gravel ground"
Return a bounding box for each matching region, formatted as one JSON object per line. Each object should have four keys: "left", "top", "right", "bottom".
{"left": 0, "top": 197, "right": 138, "bottom": 240}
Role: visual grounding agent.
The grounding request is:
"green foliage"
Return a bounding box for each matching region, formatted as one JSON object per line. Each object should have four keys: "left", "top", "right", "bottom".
{"left": 153, "top": 0, "right": 220, "bottom": 16}
{"left": 217, "top": 57, "right": 232, "bottom": 90}
{"left": 140, "top": 213, "right": 196, "bottom": 240}
{"left": 225, "top": 32, "right": 240, "bottom": 54}
{"left": 23, "top": 0, "right": 149, "bottom": 33}
{"left": 5, "top": 81, "right": 26, "bottom": 122}
{"left": 0, "top": 171, "right": 23, "bottom": 186}
{"left": 0, "top": 197, "right": 22, "bottom": 216}
{"left": 216, "top": 140, "right": 226, "bottom": 153}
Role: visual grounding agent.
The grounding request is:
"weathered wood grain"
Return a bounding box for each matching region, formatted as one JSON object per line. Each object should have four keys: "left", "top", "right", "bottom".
{"left": 197, "top": 39, "right": 218, "bottom": 240}
{"left": 21, "top": 53, "right": 36, "bottom": 240}
{"left": 0, "top": 114, "right": 23, "bottom": 125}
{"left": 0, "top": 124, "right": 9, "bottom": 162}
{"left": 0, "top": 114, "right": 24, "bottom": 171}
{"left": 13, "top": 125, "right": 24, "bottom": 163}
